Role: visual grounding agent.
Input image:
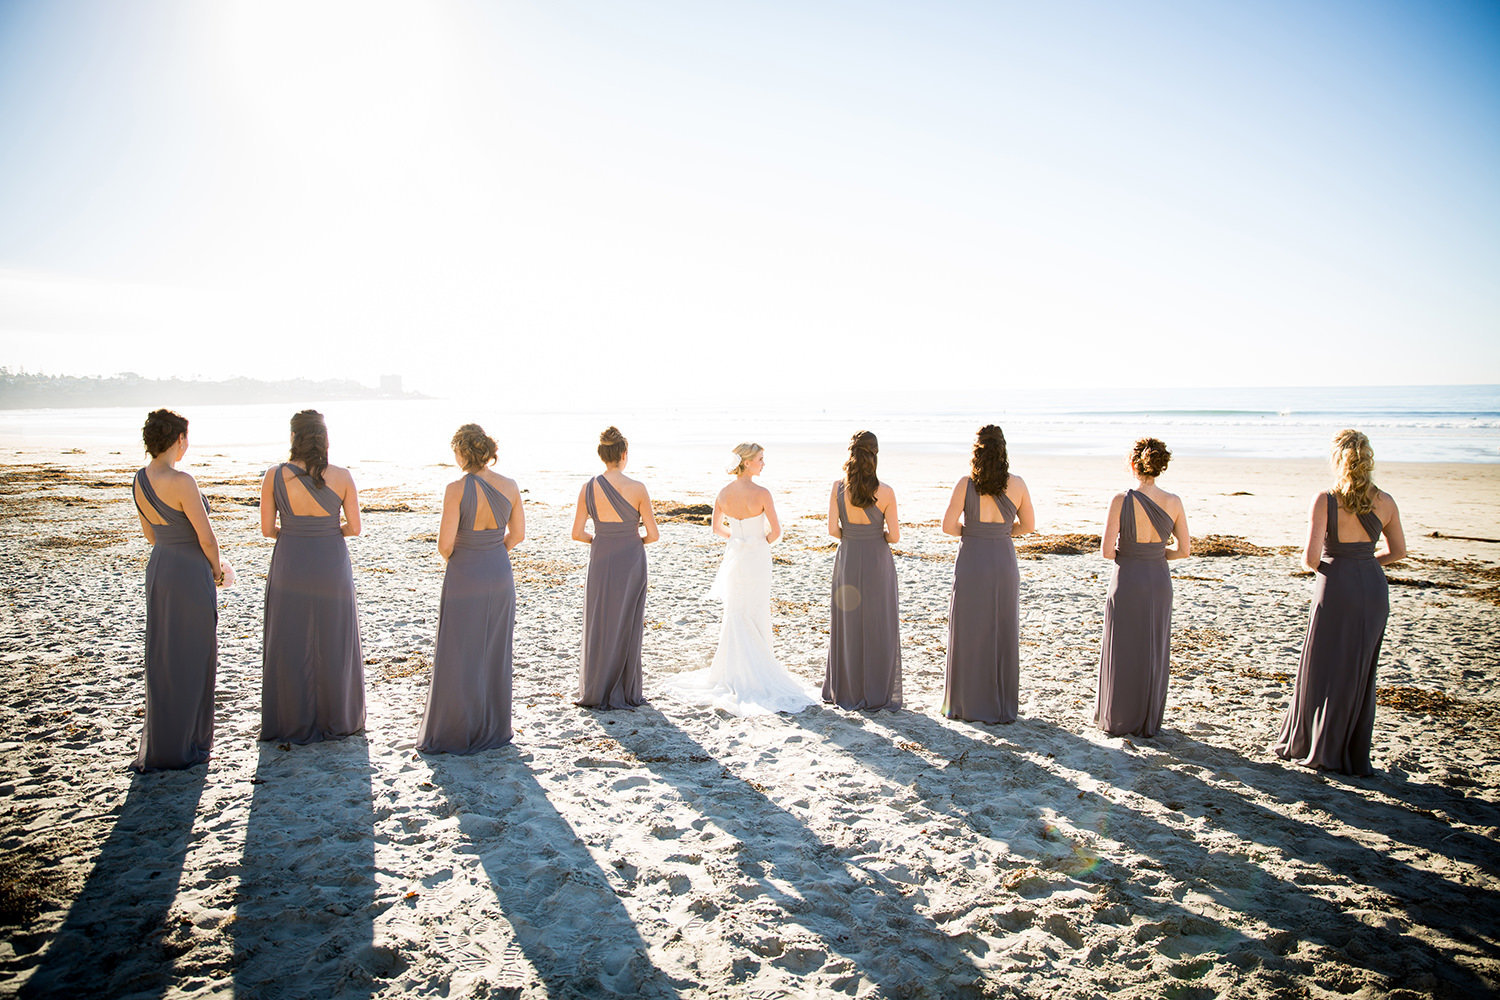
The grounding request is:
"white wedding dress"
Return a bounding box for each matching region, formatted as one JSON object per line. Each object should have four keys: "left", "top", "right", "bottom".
{"left": 667, "top": 514, "right": 818, "bottom": 716}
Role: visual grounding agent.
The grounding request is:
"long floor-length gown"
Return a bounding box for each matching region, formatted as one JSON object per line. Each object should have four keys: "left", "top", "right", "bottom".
{"left": 1274, "top": 493, "right": 1388, "bottom": 775}
{"left": 667, "top": 513, "right": 818, "bottom": 716}
{"left": 824, "top": 482, "right": 902, "bottom": 711}
{"left": 418, "top": 475, "right": 516, "bottom": 753}
{"left": 130, "top": 469, "right": 216, "bottom": 770}
{"left": 943, "top": 478, "right": 1020, "bottom": 723}
{"left": 576, "top": 475, "right": 648, "bottom": 709}
{"left": 1095, "top": 489, "right": 1176, "bottom": 737}
{"left": 261, "top": 464, "right": 365, "bottom": 743}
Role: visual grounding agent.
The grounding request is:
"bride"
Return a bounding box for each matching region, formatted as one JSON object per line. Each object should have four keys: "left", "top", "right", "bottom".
{"left": 668, "top": 443, "right": 818, "bottom": 716}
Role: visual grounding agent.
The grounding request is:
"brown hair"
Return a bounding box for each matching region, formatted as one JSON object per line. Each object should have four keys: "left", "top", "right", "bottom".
{"left": 289, "top": 410, "right": 329, "bottom": 488}
{"left": 598, "top": 426, "right": 628, "bottom": 465}
{"left": 1331, "top": 428, "right": 1377, "bottom": 516}
{"left": 451, "top": 423, "right": 498, "bottom": 471}
{"left": 970, "top": 424, "right": 1010, "bottom": 496}
{"left": 728, "top": 442, "right": 763, "bottom": 476}
{"left": 843, "top": 430, "right": 879, "bottom": 509}
{"left": 142, "top": 409, "right": 188, "bottom": 457}
{"left": 1130, "top": 437, "right": 1171, "bottom": 478}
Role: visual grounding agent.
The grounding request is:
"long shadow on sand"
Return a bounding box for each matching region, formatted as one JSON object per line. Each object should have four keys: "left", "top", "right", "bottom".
{"left": 592, "top": 705, "right": 1003, "bottom": 999}
{"left": 19, "top": 768, "right": 206, "bottom": 998}
{"left": 231, "top": 738, "right": 376, "bottom": 999}
{"left": 788, "top": 707, "right": 1497, "bottom": 998}
{"left": 426, "top": 748, "right": 687, "bottom": 998}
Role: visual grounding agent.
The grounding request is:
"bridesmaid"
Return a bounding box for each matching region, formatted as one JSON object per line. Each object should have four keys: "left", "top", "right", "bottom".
{"left": 130, "top": 409, "right": 222, "bottom": 770}
{"left": 1095, "top": 437, "right": 1190, "bottom": 738}
{"left": 571, "top": 426, "right": 659, "bottom": 709}
{"left": 1274, "top": 429, "right": 1405, "bottom": 776}
{"left": 259, "top": 410, "right": 366, "bottom": 743}
{"left": 824, "top": 430, "right": 902, "bottom": 711}
{"left": 941, "top": 424, "right": 1035, "bottom": 723}
{"left": 418, "top": 424, "right": 525, "bottom": 754}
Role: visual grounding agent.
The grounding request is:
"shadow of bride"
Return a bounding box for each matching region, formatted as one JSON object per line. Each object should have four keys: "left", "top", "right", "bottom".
{"left": 19, "top": 768, "right": 206, "bottom": 998}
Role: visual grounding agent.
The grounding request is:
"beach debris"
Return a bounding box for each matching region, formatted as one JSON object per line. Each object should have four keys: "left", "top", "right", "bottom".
{"left": 1377, "top": 686, "right": 1494, "bottom": 719}
{"left": 652, "top": 501, "right": 713, "bottom": 524}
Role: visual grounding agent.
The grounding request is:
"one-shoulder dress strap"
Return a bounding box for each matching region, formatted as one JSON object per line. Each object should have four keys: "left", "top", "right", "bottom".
{"left": 836, "top": 481, "right": 850, "bottom": 528}
{"left": 472, "top": 474, "right": 512, "bottom": 528}
{"left": 997, "top": 489, "right": 1017, "bottom": 524}
{"left": 595, "top": 474, "right": 638, "bottom": 523}
{"left": 1121, "top": 488, "right": 1138, "bottom": 539}
{"left": 459, "top": 474, "right": 478, "bottom": 530}
{"left": 271, "top": 463, "right": 292, "bottom": 515}
{"left": 1325, "top": 492, "right": 1340, "bottom": 544}
{"left": 585, "top": 477, "right": 599, "bottom": 521}
{"left": 134, "top": 468, "right": 174, "bottom": 520}
{"left": 1134, "top": 490, "right": 1175, "bottom": 541}
{"left": 284, "top": 463, "right": 343, "bottom": 516}
{"left": 1357, "top": 508, "right": 1383, "bottom": 543}
{"left": 963, "top": 477, "right": 980, "bottom": 524}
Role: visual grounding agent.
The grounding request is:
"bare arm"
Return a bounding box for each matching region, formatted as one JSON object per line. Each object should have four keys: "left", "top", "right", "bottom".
{"left": 712, "top": 494, "right": 730, "bottom": 539}
{"left": 1302, "top": 493, "right": 1326, "bottom": 571}
{"left": 259, "top": 467, "right": 278, "bottom": 539}
{"left": 880, "top": 486, "right": 901, "bottom": 544}
{"left": 178, "top": 475, "right": 223, "bottom": 581}
{"left": 1376, "top": 494, "right": 1406, "bottom": 567}
{"left": 571, "top": 483, "right": 593, "bottom": 544}
{"left": 340, "top": 474, "right": 361, "bottom": 537}
{"left": 1166, "top": 499, "right": 1191, "bottom": 560}
{"left": 1101, "top": 494, "right": 1124, "bottom": 560}
{"left": 503, "top": 483, "right": 526, "bottom": 552}
{"left": 827, "top": 482, "right": 842, "bottom": 540}
{"left": 1010, "top": 477, "right": 1036, "bottom": 537}
{"left": 639, "top": 487, "right": 660, "bottom": 544}
{"left": 436, "top": 480, "right": 462, "bottom": 560}
{"left": 763, "top": 489, "right": 781, "bottom": 544}
{"left": 940, "top": 478, "right": 965, "bottom": 537}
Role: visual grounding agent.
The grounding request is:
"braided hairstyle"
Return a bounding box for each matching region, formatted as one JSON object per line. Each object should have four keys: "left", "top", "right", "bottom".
{"left": 1331, "top": 428, "right": 1377, "bottom": 515}
{"left": 843, "top": 430, "right": 879, "bottom": 509}
{"left": 289, "top": 410, "right": 330, "bottom": 488}
{"left": 970, "top": 424, "right": 1010, "bottom": 496}
{"left": 142, "top": 409, "right": 188, "bottom": 457}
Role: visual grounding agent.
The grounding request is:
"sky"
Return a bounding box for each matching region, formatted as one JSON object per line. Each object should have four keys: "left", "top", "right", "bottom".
{"left": 0, "top": 0, "right": 1496, "bottom": 406}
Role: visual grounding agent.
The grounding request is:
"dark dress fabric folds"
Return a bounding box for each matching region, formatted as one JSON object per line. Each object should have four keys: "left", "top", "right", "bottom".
{"left": 418, "top": 475, "right": 516, "bottom": 754}
{"left": 824, "top": 482, "right": 902, "bottom": 711}
{"left": 1274, "top": 493, "right": 1388, "bottom": 776}
{"left": 131, "top": 470, "right": 216, "bottom": 771}
{"left": 261, "top": 463, "right": 365, "bottom": 743}
{"left": 943, "top": 478, "right": 1020, "bottom": 724}
{"left": 576, "top": 475, "right": 647, "bottom": 709}
{"left": 1095, "top": 489, "right": 1175, "bottom": 738}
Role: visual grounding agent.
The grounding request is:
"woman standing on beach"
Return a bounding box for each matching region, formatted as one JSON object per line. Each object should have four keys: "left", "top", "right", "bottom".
{"left": 260, "top": 410, "right": 366, "bottom": 743}
{"left": 418, "top": 424, "right": 525, "bottom": 754}
{"left": 667, "top": 443, "right": 817, "bottom": 715}
{"left": 941, "top": 425, "right": 1036, "bottom": 724}
{"left": 572, "top": 426, "right": 659, "bottom": 709}
{"left": 824, "top": 430, "right": 902, "bottom": 711}
{"left": 1095, "top": 437, "right": 1190, "bottom": 738}
{"left": 1274, "top": 429, "right": 1405, "bottom": 776}
{"left": 130, "top": 409, "right": 223, "bottom": 770}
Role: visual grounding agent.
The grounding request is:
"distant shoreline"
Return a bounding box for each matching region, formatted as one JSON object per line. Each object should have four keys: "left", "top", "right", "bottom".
{"left": 0, "top": 371, "right": 425, "bottom": 409}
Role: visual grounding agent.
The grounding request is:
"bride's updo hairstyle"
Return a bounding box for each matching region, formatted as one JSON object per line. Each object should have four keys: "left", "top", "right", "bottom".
{"left": 142, "top": 409, "right": 189, "bottom": 457}
{"left": 289, "top": 409, "right": 330, "bottom": 488}
{"left": 452, "top": 423, "right": 498, "bottom": 472}
{"left": 1331, "top": 428, "right": 1378, "bottom": 516}
{"left": 598, "top": 426, "right": 628, "bottom": 465}
{"left": 1130, "top": 437, "right": 1171, "bottom": 479}
{"left": 971, "top": 424, "right": 1010, "bottom": 497}
{"left": 728, "top": 442, "right": 763, "bottom": 476}
{"left": 844, "top": 430, "right": 880, "bottom": 509}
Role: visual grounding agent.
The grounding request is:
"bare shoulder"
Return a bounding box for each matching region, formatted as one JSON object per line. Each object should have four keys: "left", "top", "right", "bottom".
{"left": 754, "top": 482, "right": 774, "bottom": 502}
{"left": 1160, "top": 489, "right": 1185, "bottom": 514}
{"left": 1007, "top": 473, "right": 1027, "bottom": 493}
{"left": 324, "top": 463, "right": 353, "bottom": 485}
{"left": 876, "top": 481, "right": 897, "bottom": 501}
{"left": 444, "top": 477, "right": 466, "bottom": 499}
{"left": 1375, "top": 489, "right": 1398, "bottom": 515}
{"left": 490, "top": 471, "right": 521, "bottom": 501}
{"left": 624, "top": 474, "right": 650, "bottom": 501}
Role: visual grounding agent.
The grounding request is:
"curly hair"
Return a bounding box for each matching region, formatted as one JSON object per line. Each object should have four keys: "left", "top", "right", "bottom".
{"left": 970, "top": 424, "right": 1010, "bottom": 496}
{"left": 1331, "top": 428, "right": 1377, "bottom": 516}
{"left": 727, "top": 442, "right": 763, "bottom": 476}
{"left": 142, "top": 409, "right": 188, "bottom": 458}
{"left": 289, "top": 409, "right": 330, "bottom": 488}
{"left": 598, "top": 426, "right": 628, "bottom": 465}
{"left": 1130, "top": 437, "right": 1171, "bottom": 478}
{"left": 451, "top": 423, "right": 498, "bottom": 471}
{"left": 843, "top": 430, "right": 879, "bottom": 509}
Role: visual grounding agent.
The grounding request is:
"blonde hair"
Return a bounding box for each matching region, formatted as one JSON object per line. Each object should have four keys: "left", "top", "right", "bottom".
{"left": 451, "top": 423, "right": 498, "bottom": 471}
{"left": 728, "top": 442, "right": 763, "bottom": 476}
{"left": 1331, "top": 428, "right": 1377, "bottom": 516}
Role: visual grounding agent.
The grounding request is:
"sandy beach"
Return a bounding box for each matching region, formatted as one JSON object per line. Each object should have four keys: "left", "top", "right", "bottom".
{"left": 1, "top": 447, "right": 1497, "bottom": 998}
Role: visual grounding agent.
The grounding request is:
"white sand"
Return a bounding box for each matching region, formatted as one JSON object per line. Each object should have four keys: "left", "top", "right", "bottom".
{"left": 1, "top": 449, "right": 1497, "bottom": 998}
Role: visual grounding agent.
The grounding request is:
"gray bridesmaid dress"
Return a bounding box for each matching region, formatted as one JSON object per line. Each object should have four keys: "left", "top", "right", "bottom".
{"left": 1274, "top": 493, "right": 1388, "bottom": 775}
{"left": 824, "top": 482, "right": 902, "bottom": 711}
{"left": 1095, "top": 489, "right": 1176, "bottom": 737}
{"left": 130, "top": 470, "right": 216, "bottom": 771}
{"left": 943, "top": 478, "right": 1019, "bottom": 724}
{"left": 575, "top": 475, "right": 647, "bottom": 709}
{"left": 418, "top": 475, "right": 515, "bottom": 754}
{"left": 261, "top": 464, "right": 365, "bottom": 743}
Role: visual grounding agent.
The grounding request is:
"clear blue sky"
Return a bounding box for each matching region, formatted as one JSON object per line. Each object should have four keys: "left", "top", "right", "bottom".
{"left": 0, "top": 0, "right": 1496, "bottom": 403}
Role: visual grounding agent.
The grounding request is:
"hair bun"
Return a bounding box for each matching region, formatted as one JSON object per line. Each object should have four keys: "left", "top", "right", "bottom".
{"left": 600, "top": 426, "right": 625, "bottom": 445}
